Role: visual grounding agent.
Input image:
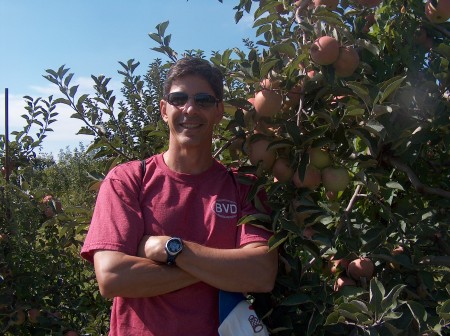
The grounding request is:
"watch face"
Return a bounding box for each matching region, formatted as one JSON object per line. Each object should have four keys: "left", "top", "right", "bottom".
{"left": 167, "top": 238, "right": 182, "bottom": 255}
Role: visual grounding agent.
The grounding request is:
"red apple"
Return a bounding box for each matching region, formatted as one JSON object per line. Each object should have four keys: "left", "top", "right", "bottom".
{"left": 303, "top": 226, "right": 317, "bottom": 239}
{"left": 347, "top": 257, "right": 375, "bottom": 281}
{"left": 309, "top": 147, "right": 332, "bottom": 169}
{"left": 334, "top": 276, "right": 356, "bottom": 291}
{"left": 10, "top": 309, "right": 26, "bottom": 325}
{"left": 64, "top": 331, "right": 79, "bottom": 336}
{"left": 292, "top": 164, "right": 322, "bottom": 190}
{"left": 310, "top": 36, "right": 340, "bottom": 65}
{"left": 27, "top": 308, "right": 41, "bottom": 323}
{"left": 333, "top": 46, "right": 360, "bottom": 78}
{"left": 322, "top": 166, "right": 350, "bottom": 192}
{"left": 329, "top": 257, "right": 350, "bottom": 274}
{"left": 253, "top": 89, "right": 282, "bottom": 118}
{"left": 0, "top": 233, "right": 8, "bottom": 243}
{"left": 272, "top": 157, "right": 295, "bottom": 183}
{"left": 246, "top": 138, "right": 277, "bottom": 171}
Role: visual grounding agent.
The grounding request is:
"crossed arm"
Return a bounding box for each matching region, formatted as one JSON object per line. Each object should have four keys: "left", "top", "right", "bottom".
{"left": 93, "top": 235, "right": 278, "bottom": 299}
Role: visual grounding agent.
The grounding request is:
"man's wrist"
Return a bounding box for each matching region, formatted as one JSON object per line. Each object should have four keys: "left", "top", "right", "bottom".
{"left": 165, "top": 237, "right": 183, "bottom": 265}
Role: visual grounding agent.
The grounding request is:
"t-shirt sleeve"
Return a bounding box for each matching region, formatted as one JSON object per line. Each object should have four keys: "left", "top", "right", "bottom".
{"left": 81, "top": 162, "right": 144, "bottom": 263}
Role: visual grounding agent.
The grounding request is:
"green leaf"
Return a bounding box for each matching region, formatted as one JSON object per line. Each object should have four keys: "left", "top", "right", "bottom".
{"left": 280, "top": 293, "right": 312, "bottom": 306}
{"left": 406, "top": 300, "right": 427, "bottom": 327}
{"left": 271, "top": 42, "right": 296, "bottom": 58}
{"left": 374, "top": 76, "right": 406, "bottom": 105}
{"left": 237, "top": 213, "right": 271, "bottom": 225}
{"left": 268, "top": 230, "right": 288, "bottom": 250}
{"left": 381, "top": 284, "right": 406, "bottom": 312}
{"left": 163, "top": 34, "right": 171, "bottom": 46}
{"left": 346, "top": 81, "right": 372, "bottom": 107}
{"left": 338, "top": 309, "right": 359, "bottom": 322}
{"left": 346, "top": 107, "right": 365, "bottom": 116}
{"left": 77, "top": 94, "right": 89, "bottom": 106}
{"left": 77, "top": 127, "right": 95, "bottom": 135}
{"left": 438, "top": 299, "right": 450, "bottom": 320}
{"left": 386, "top": 182, "right": 404, "bottom": 191}
{"left": 306, "top": 311, "right": 323, "bottom": 336}
{"left": 70, "top": 113, "right": 84, "bottom": 120}
{"left": 369, "top": 278, "right": 385, "bottom": 316}
{"left": 303, "top": 125, "right": 329, "bottom": 143}
{"left": 348, "top": 128, "right": 379, "bottom": 157}
{"left": 434, "top": 42, "right": 450, "bottom": 59}
{"left": 313, "top": 11, "right": 347, "bottom": 28}
{"left": 156, "top": 21, "right": 169, "bottom": 36}
{"left": 148, "top": 33, "right": 162, "bottom": 44}
{"left": 361, "top": 227, "right": 385, "bottom": 252}
{"left": 284, "top": 120, "right": 303, "bottom": 145}
{"left": 256, "top": 24, "right": 271, "bottom": 37}
{"left": 69, "top": 85, "right": 79, "bottom": 98}
{"left": 234, "top": 10, "right": 243, "bottom": 24}
{"left": 324, "top": 311, "right": 346, "bottom": 325}
{"left": 64, "top": 72, "right": 74, "bottom": 87}
{"left": 260, "top": 59, "right": 279, "bottom": 79}
{"left": 339, "top": 301, "right": 369, "bottom": 315}
{"left": 267, "top": 138, "right": 294, "bottom": 151}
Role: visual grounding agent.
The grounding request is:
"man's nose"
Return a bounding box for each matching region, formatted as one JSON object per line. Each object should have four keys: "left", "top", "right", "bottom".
{"left": 181, "top": 98, "right": 198, "bottom": 112}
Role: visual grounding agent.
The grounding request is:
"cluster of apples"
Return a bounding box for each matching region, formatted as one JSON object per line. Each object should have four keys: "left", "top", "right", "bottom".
{"left": 329, "top": 256, "right": 375, "bottom": 292}
{"left": 246, "top": 135, "right": 351, "bottom": 195}
{"left": 243, "top": 76, "right": 351, "bottom": 195}
{"left": 310, "top": 36, "right": 360, "bottom": 78}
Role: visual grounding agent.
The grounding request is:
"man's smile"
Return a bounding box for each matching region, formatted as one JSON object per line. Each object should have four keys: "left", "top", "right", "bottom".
{"left": 179, "top": 119, "right": 204, "bottom": 129}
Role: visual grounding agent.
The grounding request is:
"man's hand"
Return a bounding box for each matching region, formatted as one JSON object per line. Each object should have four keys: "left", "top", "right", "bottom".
{"left": 137, "top": 235, "right": 277, "bottom": 293}
{"left": 137, "top": 235, "right": 170, "bottom": 263}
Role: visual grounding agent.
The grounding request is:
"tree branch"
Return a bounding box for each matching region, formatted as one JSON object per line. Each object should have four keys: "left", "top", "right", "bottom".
{"left": 334, "top": 184, "right": 363, "bottom": 238}
{"left": 419, "top": 256, "right": 450, "bottom": 268}
{"left": 384, "top": 156, "right": 450, "bottom": 198}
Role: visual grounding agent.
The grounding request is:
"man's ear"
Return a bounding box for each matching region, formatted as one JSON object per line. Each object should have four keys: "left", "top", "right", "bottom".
{"left": 160, "top": 99, "right": 168, "bottom": 122}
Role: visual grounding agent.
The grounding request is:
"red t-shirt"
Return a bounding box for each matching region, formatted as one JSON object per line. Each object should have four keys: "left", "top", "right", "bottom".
{"left": 81, "top": 154, "right": 272, "bottom": 335}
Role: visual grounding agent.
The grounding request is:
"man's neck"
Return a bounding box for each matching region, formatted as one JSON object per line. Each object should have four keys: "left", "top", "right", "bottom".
{"left": 163, "top": 149, "right": 214, "bottom": 175}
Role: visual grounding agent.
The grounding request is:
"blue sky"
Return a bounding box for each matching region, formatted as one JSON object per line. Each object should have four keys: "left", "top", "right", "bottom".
{"left": 0, "top": 0, "right": 255, "bottom": 157}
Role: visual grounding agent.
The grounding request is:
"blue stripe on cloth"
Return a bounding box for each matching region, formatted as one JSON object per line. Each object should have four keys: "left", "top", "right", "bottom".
{"left": 219, "top": 291, "right": 246, "bottom": 323}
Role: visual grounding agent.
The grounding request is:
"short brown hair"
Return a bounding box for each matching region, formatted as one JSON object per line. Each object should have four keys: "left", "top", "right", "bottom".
{"left": 163, "top": 57, "right": 224, "bottom": 101}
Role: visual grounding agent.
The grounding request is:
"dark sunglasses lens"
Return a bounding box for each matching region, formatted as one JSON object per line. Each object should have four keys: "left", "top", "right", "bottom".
{"left": 168, "top": 92, "right": 188, "bottom": 106}
{"left": 195, "top": 94, "right": 216, "bottom": 107}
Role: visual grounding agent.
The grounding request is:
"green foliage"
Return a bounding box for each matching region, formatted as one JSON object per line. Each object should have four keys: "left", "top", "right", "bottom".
{"left": 214, "top": 0, "right": 449, "bottom": 334}
{"left": 0, "top": 146, "right": 109, "bottom": 335}
{"left": 44, "top": 58, "right": 169, "bottom": 175}
{"left": 1, "top": 0, "right": 449, "bottom": 335}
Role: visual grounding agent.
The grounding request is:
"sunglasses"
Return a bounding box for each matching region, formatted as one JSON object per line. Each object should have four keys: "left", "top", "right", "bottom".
{"left": 165, "top": 92, "right": 220, "bottom": 109}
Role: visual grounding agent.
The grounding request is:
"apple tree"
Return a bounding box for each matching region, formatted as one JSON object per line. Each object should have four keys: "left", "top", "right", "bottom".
{"left": 9, "top": 0, "right": 449, "bottom": 334}
{"left": 209, "top": 0, "right": 449, "bottom": 334}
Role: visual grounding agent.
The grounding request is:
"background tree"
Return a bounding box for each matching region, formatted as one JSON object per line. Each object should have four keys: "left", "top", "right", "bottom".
{"left": 0, "top": 56, "right": 170, "bottom": 335}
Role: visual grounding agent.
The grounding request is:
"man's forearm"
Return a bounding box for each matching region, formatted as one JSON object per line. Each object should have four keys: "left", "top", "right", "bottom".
{"left": 175, "top": 242, "right": 278, "bottom": 293}
{"left": 93, "top": 250, "right": 198, "bottom": 298}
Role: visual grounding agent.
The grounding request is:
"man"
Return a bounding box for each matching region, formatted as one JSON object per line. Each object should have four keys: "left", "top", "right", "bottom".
{"left": 81, "top": 57, "right": 278, "bottom": 335}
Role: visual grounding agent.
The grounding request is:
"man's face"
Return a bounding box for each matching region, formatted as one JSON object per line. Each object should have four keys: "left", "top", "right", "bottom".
{"left": 161, "top": 75, "right": 223, "bottom": 150}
